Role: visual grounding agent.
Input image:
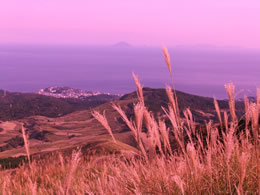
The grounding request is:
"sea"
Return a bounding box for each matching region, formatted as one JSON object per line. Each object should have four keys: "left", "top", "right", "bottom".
{"left": 0, "top": 44, "right": 260, "bottom": 99}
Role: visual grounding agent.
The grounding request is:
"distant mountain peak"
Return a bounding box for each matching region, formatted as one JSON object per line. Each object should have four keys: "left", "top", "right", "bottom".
{"left": 112, "top": 41, "right": 132, "bottom": 48}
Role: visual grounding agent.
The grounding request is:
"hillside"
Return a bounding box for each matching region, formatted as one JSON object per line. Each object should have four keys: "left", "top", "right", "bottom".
{"left": 121, "top": 87, "right": 245, "bottom": 123}
{"left": 0, "top": 87, "right": 246, "bottom": 161}
{"left": 0, "top": 90, "right": 119, "bottom": 121}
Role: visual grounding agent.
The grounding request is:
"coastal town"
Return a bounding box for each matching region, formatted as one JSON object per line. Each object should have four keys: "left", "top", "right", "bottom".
{"left": 38, "top": 87, "right": 112, "bottom": 99}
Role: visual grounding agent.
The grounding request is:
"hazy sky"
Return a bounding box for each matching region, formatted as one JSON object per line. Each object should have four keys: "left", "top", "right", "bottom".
{"left": 1, "top": 0, "right": 260, "bottom": 48}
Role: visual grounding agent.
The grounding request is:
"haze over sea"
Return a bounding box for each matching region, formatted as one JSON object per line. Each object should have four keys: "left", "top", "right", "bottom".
{"left": 0, "top": 44, "right": 259, "bottom": 99}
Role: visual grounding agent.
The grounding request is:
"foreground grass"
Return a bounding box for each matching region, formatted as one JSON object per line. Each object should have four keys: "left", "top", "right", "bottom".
{"left": 0, "top": 136, "right": 258, "bottom": 194}
{"left": 0, "top": 48, "right": 259, "bottom": 194}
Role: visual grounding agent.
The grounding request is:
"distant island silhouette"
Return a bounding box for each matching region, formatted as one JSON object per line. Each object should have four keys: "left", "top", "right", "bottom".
{"left": 112, "top": 41, "right": 132, "bottom": 48}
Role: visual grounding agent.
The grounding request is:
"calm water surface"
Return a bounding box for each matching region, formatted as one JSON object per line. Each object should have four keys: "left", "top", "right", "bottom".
{"left": 0, "top": 44, "right": 259, "bottom": 99}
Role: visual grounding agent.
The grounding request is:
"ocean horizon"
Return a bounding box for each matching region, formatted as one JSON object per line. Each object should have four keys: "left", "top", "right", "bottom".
{"left": 0, "top": 44, "right": 260, "bottom": 99}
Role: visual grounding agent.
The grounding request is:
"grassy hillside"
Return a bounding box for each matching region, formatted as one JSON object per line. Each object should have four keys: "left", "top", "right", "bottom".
{"left": 0, "top": 84, "right": 258, "bottom": 194}
{"left": 0, "top": 90, "right": 119, "bottom": 121}
{"left": 0, "top": 96, "right": 136, "bottom": 159}
{"left": 0, "top": 85, "right": 249, "bottom": 159}
{"left": 0, "top": 86, "right": 248, "bottom": 162}
{"left": 121, "top": 87, "right": 245, "bottom": 123}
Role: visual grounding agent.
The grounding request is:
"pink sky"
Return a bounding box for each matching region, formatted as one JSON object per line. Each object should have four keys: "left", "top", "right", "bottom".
{"left": 1, "top": 0, "right": 260, "bottom": 48}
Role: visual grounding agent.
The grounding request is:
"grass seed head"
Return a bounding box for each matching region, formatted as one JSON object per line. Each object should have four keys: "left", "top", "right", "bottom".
{"left": 162, "top": 47, "right": 171, "bottom": 73}
{"left": 92, "top": 111, "right": 117, "bottom": 143}
{"left": 224, "top": 82, "right": 237, "bottom": 124}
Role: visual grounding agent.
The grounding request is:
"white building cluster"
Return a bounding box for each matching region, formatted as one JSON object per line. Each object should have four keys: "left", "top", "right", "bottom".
{"left": 38, "top": 87, "right": 111, "bottom": 99}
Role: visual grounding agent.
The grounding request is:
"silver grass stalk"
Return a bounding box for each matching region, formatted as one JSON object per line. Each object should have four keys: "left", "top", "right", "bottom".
{"left": 21, "top": 124, "right": 31, "bottom": 166}
{"left": 134, "top": 102, "right": 144, "bottom": 147}
{"left": 214, "top": 97, "right": 223, "bottom": 130}
{"left": 165, "top": 85, "right": 181, "bottom": 127}
{"left": 28, "top": 178, "right": 37, "bottom": 195}
{"left": 162, "top": 47, "right": 171, "bottom": 73}
{"left": 249, "top": 103, "right": 259, "bottom": 145}
{"left": 244, "top": 95, "right": 250, "bottom": 128}
{"left": 224, "top": 82, "right": 237, "bottom": 124}
{"left": 224, "top": 111, "right": 229, "bottom": 132}
{"left": 163, "top": 47, "right": 181, "bottom": 122}
{"left": 158, "top": 119, "right": 172, "bottom": 155}
{"left": 238, "top": 152, "right": 250, "bottom": 193}
{"left": 112, "top": 104, "right": 137, "bottom": 138}
{"left": 92, "top": 111, "right": 117, "bottom": 143}
{"left": 113, "top": 104, "right": 148, "bottom": 161}
{"left": 132, "top": 73, "right": 144, "bottom": 106}
{"left": 172, "top": 175, "right": 185, "bottom": 195}
{"left": 65, "top": 148, "right": 81, "bottom": 195}
{"left": 257, "top": 88, "right": 260, "bottom": 109}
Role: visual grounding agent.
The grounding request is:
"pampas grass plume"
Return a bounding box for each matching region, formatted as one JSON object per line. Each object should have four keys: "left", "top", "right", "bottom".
{"left": 92, "top": 111, "right": 117, "bottom": 143}
{"left": 224, "top": 82, "right": 237, "bottom": 124}
{"left": 162, "top": 47, "right": 171, "bottom": 73}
